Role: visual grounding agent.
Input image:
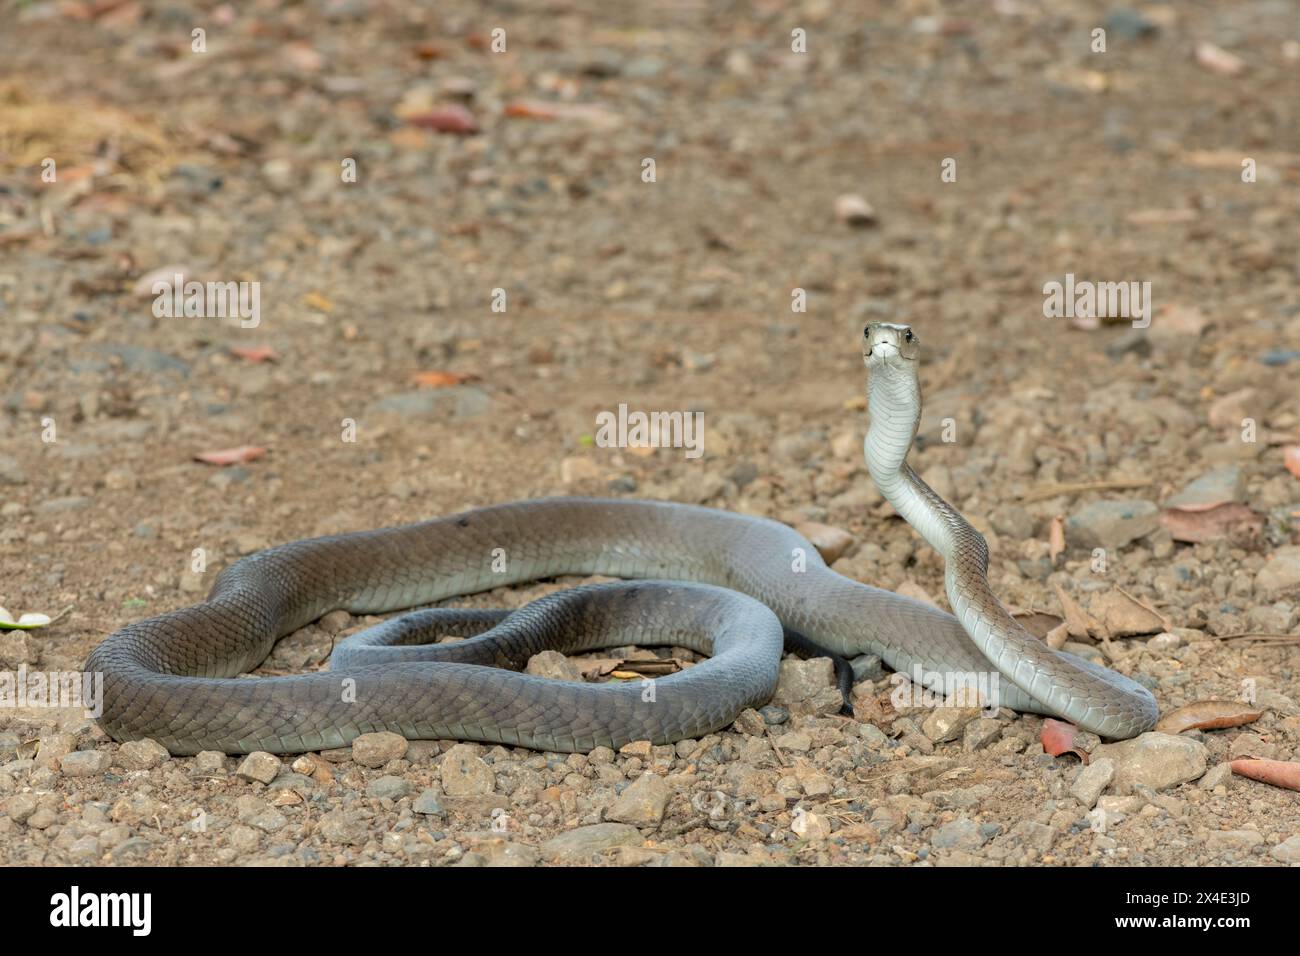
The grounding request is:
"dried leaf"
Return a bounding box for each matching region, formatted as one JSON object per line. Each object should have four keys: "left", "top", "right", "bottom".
{"left": 1155, "top": 701, "right": 1266, "bottom": 734}
{"left": 1159, "top": 503, "right": 1263, "bottom": 543}
{"left": 194, "top": 445, "right": 266, "bottom": 466}
{"left": 229, "top": 345, "right": 279, "bottom": 363}
{"left": 1053, "top": 584, "right": 1095, "bottom": 639}
{"left": 406, "top": 106, "right": 478, "bottom": 134}
{"left": 1229, "top": 758, "right": 1300, "bottom": 792}
{"left": 0, "top": 606, "right": 53, "bottom": 629}
{"left": 411, "top": 370, "right": 479, "bottom": 388}
{"left": 1048, "top": 515, "right": 1065, "bottom": 563}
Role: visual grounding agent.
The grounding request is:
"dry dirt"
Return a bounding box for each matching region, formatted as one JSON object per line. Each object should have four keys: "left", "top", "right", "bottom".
{"left": 1, "top": 1, "right": 1299, "bottom": 867}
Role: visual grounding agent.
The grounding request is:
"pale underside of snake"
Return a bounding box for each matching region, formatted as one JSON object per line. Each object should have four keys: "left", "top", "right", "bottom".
{"left": 86, "top": 323, "right": 1159, "bottom": 755}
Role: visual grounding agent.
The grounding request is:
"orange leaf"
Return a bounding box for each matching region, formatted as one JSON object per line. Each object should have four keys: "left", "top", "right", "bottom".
{"left": 1155, "top": 701, "right": 1265, "bottom": 734}
{"left": 1229, "top": 758, "right": 1300, "bottom": 792}
{"left": 1158, "top": 503, "right": 1262, "bottom": 543}
{"left": 194, "top": 446, "right": 266, "bottom": 466}
{"left": 411, "top": 370, "right": 479, "bottom": 388}
{"left": 504, "top": 100, "right": 558, "bottom": 120}
{"left": 230, "top": 345, "right": 279, "bottom": 363}
{"left": 1285, "top": 446, "right": 1300, "bottom": 478}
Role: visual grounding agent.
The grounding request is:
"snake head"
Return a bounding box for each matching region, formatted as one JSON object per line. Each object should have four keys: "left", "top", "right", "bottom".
{"left": 863, "top": 322, "right": 920, "bottom": 368}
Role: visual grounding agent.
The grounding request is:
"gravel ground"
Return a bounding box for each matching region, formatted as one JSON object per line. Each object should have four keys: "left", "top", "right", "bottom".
{"left": 1, "top": 1, "right": 1298, "bottom": 866}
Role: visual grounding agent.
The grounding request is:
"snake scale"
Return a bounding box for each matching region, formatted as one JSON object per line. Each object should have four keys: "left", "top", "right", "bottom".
{"left": 86, "top": 323, "right": 1159, "bottom": 754}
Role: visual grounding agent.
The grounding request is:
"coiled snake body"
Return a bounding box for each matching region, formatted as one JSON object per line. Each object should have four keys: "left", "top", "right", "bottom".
{"left": 87, "top": 324, "right": 1158, "bottom": 754}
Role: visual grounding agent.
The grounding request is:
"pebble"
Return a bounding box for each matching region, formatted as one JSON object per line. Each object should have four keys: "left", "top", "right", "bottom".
{"left": 194, "top": 751, "right": 227, "bottom": 773}
{"left": 366, "top": 775, "right": 412, "bottom": 800}
{"left": 317, "top": 810, "right": 367, "bottom": 845}
{"left": 932, "top": 817, "right": 988, "bottom": 850}
{"left": 773, "top": 658, "right": 835, "bottom": 705}
{"left": 540, "top": 823, "right": 641, "bottom": 862}
{"left": 605, "top": 773, "right": 669, "bottom": 827}
{"left": 1070, "top": 757, "right": 1115, "bottom": 808}
{"left": 118, "top": 738, "right": 170, "bottom": 770}
{"left": 1270, "top": 835, "right": 1300, "bottom": 864}
{"left": 525, "top": 649, "right": 585, "bottom": 682}
{"left": 1163, "top": 466, "right": 1244, "bottom": 510}
{"left": 59, "top": 751, "right": 110, "bottom": 777}
{"left": 440, "top": 743, "right": 496, "bottom": 796}
{"left": 1066, "top": 500, "right": 1159, "bottom": 551}
{"left": 351, "top": 732, "right": 408, "bottom": 768}
{"left": 1256, "top": 546, "right": 1300, "bottom": 593}
{"left": 412, "top": 790, "right": 445, "bottom": 816}
{"left": 793, "top": 521, "right": 854, "bottom": 563}
{"left": 1094, "top": 733, "right": 1207, "bottom": 793}
{"left": 921, "top": 708, "right": 981, "bottom": 743}
{"left": 236, "top": 752, "right": 282, "bottom": 784}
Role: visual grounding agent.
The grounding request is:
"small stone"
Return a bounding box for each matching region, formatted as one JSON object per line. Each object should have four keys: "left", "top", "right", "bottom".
{"left": 962, "top": 718, "right": 1003, "bottom": 752}
{"left": 1163, "top": 466, "right": 1245, "bottom": 510}
{"left": 758, "top": 705, "right": 789, "bottom": 726}
{"left": 413, "top": 790, "right": 445, "bottom": 816}
{"left": 834, "top": 193, "right": 877, "bottom": 227}
{"left": 921, "top": 707, "right": 981, "bottom": 743}
{"left": 1206, "top": 829, "right": 1264, "bottom": 852}
{"left": 317, "top": 810, "right": 367, "bottom": 845}
{"left": 773, "top": 731, "right": 811, "bottom": 752}
{"left": 733, "top": 708, "right": 766, "bottom": 736}
{"left": 118, "top": 738, "right": 170, "bottom": 770}
{"left": 1094, "top": 733, "right": 1207, "bottom": 793}
{"left": 540, "top": 823, "right": 640, "bottom": 862}
{"left": 236, "top": 751, "right": 282, "bottom": 784}
{"left": 1066, "top": 500, "right": 1159, "bottom": 551}
{"left": 794, "top": 521, "right": 854, "bottom": 563}
{"left": 352, "top": 731, "right": 408, "bottom": 768}
{"left": 560, "top": 457, "right": 600, "bottom": 484}
{"left": 59, "top": 751, "right": 110, "bottom": 777}
{"left": 606, "top": 773, "right": 670, "bottom": 827}
{"left": 195, "top": 751, "right": 227, "bottom": 773}
{"left": 1257, "top": 546, "right": 1300, "bottom": 593}
{"left": 67, "top": 836, "right": 102, "bottom": 862}
{"left": 1270, "top": 835, "right": 1300, "bottom": 864}
{"left": 476, "top": 838, "right": 540, "bottom": 868}
{"left": 440, "top": 743, "right": 495, "bottom": 796}
{"left": 1198, "top": 762, "right": 1234, "bottom": 790}
{"left": 1071, "top": 757, "right": 1115, "bottom": 808}
{"left": 525, "top": 649, "right": 584, "bottom": 682}
{"left": 7, "top": 793, "right": 39, "bottom": 823}
{"left": 932, "top": 817, "right": 987, "bottom": 850}
{"left": 773, "top": 657, "right": 835, "bottom": 705}
{"left": 366, "top": 775, "right": 412, "bottom": 800}
{"left": 791, "top": 809, "right": 832, "bottom": 840}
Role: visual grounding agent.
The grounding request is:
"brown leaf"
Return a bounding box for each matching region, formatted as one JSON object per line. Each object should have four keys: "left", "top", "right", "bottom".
{"left": 1159, "top": 503, "right": 1263, "bottom": 543}
{"left": 1155, "top": 701, "right": 1266, "bottom": 734}
{"left": 1229, "top": 758, "right": 1300, "bottom": 792}
{"left": 1041, "top": 718, "right": 1089, "bottom": 761}
{"left": 410, "top": 370, "right": 479, "bottom": 388}
{"left": 1053, "top": 584, "right": 1095, "bottom": 640}
{"left": 504, "top": 100, "right": 558, "bottom": 120}
{"left": 1048, "top": 515, "right": 1065, "bottom": 563}
{"left": 194, "top": 445, "right": 266, "bottom": 466}
{"left": 406, "top": 106, "right": 478, "bottom": 134}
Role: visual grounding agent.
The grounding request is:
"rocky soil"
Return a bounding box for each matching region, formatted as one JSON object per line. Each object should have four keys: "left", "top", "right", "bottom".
{"left": 1, "top": 1, "right": 1298, "bottom": 866}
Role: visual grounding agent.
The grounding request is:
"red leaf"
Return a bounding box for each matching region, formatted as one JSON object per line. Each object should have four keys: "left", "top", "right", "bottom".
{"left": 1041, "top": 718, "right": 1089, "bottom": 760}
{"left": 230, "top": 345, "right": 279, "bottom": 364}
{"left": 406, "top": 106, "right": 478, "bottom": 134}
{"left": 194, "top": 446, "right": 266, "bottom": 466}
{"left": 410, "top": 370, "right": 479, "bottom": 388}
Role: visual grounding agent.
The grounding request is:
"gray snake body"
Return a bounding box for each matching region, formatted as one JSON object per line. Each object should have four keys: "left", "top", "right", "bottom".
{"left": 87, "top": 324, "right": 1158, "bottom": 754}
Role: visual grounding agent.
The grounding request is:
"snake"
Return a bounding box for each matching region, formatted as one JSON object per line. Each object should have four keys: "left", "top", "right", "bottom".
{"left": 86, "top": 322, "right": 1159, "bottom": 755}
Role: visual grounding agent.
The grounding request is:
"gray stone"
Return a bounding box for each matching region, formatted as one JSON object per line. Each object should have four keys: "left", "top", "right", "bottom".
{"left": 412, "top": 790, "right": 445, "bottom": 816}
{"left": 317, "top": 810, "right": 367, "bottom": 845}
{"left": 366, "top": 775, "right": 412, "bottom": 800}
{"left": 0, "top": 456, "right": 25, "bottom": 485}
{"left": 931, "top": 818, "right": 988, "bottom": 850}
{"left": 59, "top": 750, "right": 110, "bottom": 777}
{"left": 1066, "top": 499, "right": 1159, "bottom": 551}
{"left": 1164, "top": 466, "right": 1245, "bottom": 510}
{"left": 540, "top": 823, "right": 641, "bottom": 862}
{"left": 1071, "top": 757, "right": 1115, "bottom": 808}
{"left": 1270, "top": 835, "right": 1300, "bottom": 864}
{"left": 366, "top": 387, "right": 491, "bottom": 421}
{"left": 773, "top": 657, "right": 835, "bottom": 705}
{"left": 1257, "top": 546, "right": 1300, "bottom": 593}
{"left": 194, "top": 751, "right": 227, "bottom": 773}
{"left": 921, "top": 707, "right": 981, "bottom": 743}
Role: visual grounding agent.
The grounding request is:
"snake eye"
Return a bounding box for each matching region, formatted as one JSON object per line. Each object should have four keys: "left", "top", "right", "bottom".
{"left": 863, "top": 325, "right": 870, "bottom": 337}
{"left": 904, "top": 329, "right": 914, "bottom": 343}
